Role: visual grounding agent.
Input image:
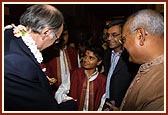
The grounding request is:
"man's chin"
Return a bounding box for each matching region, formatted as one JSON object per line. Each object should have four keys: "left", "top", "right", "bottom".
{"left": 109, "top": 44, "right": 115, "bottom": 49}
{"left": 129, "top": 57, "right": 140, "bottom": 64}
{"left": 82, "top": 66, "right": 89, "bottom": 70}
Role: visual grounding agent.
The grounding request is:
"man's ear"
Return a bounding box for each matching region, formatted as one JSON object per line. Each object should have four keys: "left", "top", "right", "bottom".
{"left": 41, "top": 28, "right": 52, "bottom": 40}
{"left": 136, "top": 27, "right": 148, "bottom": 46}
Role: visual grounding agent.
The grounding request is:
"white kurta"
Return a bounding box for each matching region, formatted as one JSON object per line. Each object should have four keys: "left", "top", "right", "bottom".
{"left": 54, "top": 49, "right": 73, "bottom": 104}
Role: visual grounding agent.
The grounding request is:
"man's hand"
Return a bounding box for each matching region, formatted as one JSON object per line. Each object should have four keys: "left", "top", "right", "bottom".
{"left": 63, "top": 98, "right": 77, "bottom": 102}
{"left": 105, "top": 101, "right": 120, "bottom": 111}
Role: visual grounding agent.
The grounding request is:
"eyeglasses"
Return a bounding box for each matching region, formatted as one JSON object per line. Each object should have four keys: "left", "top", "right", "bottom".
{"left": 54, "top": 34, "right": 60, "bottom": 44}
{"left": 119, "top": 35, "right": 127, "bottom": 45}
{"left": 106, "top": 32, "right": 121, "bottom": 38}
{"left": 55, "top": 34, "right": 59, "bottom": 39}
{"left": 119, "top": 28, "right": 139, "bottom": 45}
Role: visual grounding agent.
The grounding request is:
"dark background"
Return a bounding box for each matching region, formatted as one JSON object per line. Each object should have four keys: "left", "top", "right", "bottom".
{"left": 4, "top": 4, "right": 164, "bottom": 46}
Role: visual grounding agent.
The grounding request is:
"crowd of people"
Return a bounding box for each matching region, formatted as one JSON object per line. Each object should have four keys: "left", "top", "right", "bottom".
{"left": 4, "top": 4, "right": 164, "bottom": 111}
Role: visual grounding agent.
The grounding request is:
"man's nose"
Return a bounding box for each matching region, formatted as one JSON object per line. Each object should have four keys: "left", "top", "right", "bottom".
{"left": 107, "top": 35, "right": 114, "bottom": 41}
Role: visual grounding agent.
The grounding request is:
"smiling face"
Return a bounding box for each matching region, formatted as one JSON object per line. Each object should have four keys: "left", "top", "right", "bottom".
{"left": 106, "top": 25, "right": 122, "bottom": 52}
{"left": 82, "top": 50, "right": 101, "bottom": 70}
{"left": 37, "top": 23, "right": 64, "bottom": 51}
{"left": 122, "top": 20, "right": 144, "bottom": 64}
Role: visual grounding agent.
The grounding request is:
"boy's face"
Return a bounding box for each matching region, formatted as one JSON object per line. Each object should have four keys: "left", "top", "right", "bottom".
{"left": 82, "top": 50, "right": 101, "bottom": 70}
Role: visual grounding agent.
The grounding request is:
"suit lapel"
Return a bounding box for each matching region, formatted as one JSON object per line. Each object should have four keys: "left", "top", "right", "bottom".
{"left": 113, "top": 56, "right": 125, "bottom": 75}
{"left": 17, "top": 38, "right": 41, "bottom": 66}
{"left": 17, "top": 37, "right": 53, "bottom": 90}
{"left": 104, "top": 49, "right": 112, "bottom": 75}
{"left": 112, "top": 51, "right": 128, "bottom": 75}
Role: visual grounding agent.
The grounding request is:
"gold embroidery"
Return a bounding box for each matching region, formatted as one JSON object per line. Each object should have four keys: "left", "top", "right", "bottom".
{"left": 79, "top": 78, "right": 87, "bottom": 110}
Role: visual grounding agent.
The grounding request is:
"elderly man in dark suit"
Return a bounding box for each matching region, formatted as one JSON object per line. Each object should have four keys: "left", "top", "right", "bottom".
{"left": 4, "top": 4, "right": 77, "bottom": 111}
{"left": 102, "top": 19, "right": 139, "bottom": 110}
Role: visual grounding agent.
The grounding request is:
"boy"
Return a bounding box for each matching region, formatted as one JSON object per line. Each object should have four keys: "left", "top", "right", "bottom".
{"left": 69, "top": 45, "right": 106, "bottom": 111}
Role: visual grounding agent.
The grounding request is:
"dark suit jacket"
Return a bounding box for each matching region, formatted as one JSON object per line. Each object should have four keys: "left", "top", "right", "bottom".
{"left": 103, "top": 48, "right": 139, "bottom": 108}
{"left": 4, "top": 29, "right": 77, "bottom": 111}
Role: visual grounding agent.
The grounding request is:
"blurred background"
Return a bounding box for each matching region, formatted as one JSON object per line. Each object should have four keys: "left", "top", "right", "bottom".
{"left": 4, "top": 3, "right": 164, "bottom": 47}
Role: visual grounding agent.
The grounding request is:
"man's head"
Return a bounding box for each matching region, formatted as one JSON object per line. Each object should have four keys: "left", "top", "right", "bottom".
{"left": 20, "top": 4, "right": 64, "bottom": 51}
{"left": 121, "top": 9, "right": 164, "bottom": 64}
{"left": 102, "top": 21, "right": 112, "bottom": 41}
{"left": 106, "top": 19, "right": 125, "bottom": 52}
{"left": 59, "top": 23, "right": 69, "bottom": 47}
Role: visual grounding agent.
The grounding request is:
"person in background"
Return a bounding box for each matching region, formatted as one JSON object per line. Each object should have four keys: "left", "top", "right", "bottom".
{"left": 101, "top": 20, "right": 112, "bottom": 50}
{"left": 43, "top": 23, "right": 79, "bottom": 104}
{"left": 99, "top": 20, "right": 112, "bottom": 74}
{"left": 103, "top": 19, "right": 139, "bottom": 110}
{"left": 4, "top": 4, "right": 77, "bottom": 111}
{"left": 69, "top": 45, "right": 106, "bottom": 111}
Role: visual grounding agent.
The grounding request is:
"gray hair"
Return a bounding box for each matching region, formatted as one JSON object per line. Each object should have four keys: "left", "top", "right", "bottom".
{"left": 128, "top": 9, "right": 164, "bottom": 37}
{"left": 19, "top": 4, "right": 64, "bottom": 34}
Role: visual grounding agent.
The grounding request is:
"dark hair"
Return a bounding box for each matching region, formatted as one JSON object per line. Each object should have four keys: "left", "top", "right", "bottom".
{"left": 63, "top": 23, "right": 68, "bottom": 32}
{"left": 20, "top": 4, "right": 64, "bottom": 33}
{"left": 86, "top": 45, "right": 104, "bottom": 61}
{"left": 105, "top": 19, "right": 125, "bottom": 29}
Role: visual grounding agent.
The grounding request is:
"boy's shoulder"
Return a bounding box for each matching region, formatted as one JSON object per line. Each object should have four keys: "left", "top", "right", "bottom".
{"left": 97, "top": 73, "right": 107, "bottom": 80}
